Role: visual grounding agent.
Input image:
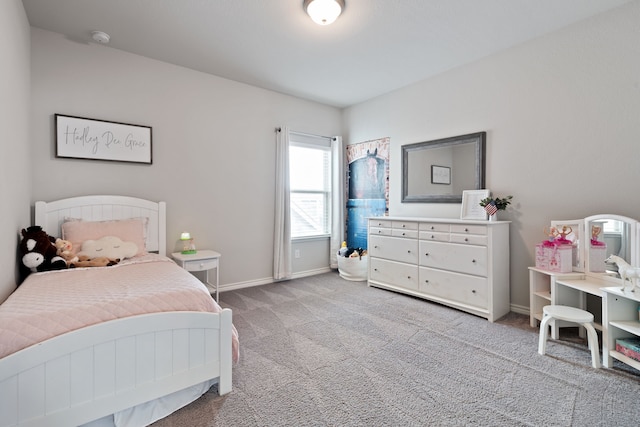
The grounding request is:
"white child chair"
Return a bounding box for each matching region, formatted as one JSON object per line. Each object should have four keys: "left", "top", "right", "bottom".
{"left": 538, "top": 305, "right": 601, "bottom": 368}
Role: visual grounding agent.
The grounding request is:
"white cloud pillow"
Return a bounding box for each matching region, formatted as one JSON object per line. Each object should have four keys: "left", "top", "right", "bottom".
{"left": 78, "top": 236, "right": 139, "bottom": 260}
{"left": 62, "top": 218, "right": 148, "bottom": 256}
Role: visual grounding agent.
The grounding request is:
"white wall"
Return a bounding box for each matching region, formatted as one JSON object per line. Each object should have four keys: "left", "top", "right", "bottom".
{"left": 30, "top": 28, "right": 342, "bottom": 288}
{"left": 14, "top": 2, "right": 640, "bottom": 311}
{"left": 0, "top": 0, "right": 32, "bottom": 303}
{"left": 343, "top": 1, "right": 640, "bottom": 311}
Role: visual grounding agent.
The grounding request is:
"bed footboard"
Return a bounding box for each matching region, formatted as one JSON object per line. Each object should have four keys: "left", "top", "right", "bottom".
{"left": 0, "top": 309, "right": 232, "bottom": 427}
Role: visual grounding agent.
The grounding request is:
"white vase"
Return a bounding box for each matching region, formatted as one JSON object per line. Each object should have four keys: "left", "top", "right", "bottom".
{"left": 489, "top": 213, "right": 498, "bottom": 221}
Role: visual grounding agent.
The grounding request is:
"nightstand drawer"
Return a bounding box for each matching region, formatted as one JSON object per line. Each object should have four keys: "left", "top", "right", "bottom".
{"left": 184, "top": 258, "right": 218, "bottom": 272}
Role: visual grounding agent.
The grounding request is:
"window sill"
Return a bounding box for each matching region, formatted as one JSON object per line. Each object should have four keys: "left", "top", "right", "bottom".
{"left": 292, "top": 235, "right": 330, "bottom": 242}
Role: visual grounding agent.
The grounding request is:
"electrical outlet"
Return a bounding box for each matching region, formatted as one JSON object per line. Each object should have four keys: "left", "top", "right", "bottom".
{"left": 294, "top": 249, "right": 301, "bottom": 258}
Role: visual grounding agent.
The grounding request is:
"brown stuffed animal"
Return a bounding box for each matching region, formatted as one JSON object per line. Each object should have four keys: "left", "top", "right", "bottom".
{"left": 69, "top": 255, "right": 119, "bottom": 268}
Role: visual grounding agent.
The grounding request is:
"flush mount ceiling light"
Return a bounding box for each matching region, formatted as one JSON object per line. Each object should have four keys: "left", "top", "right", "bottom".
{"left": 91, "top": 30, "right": 110, "bottom": 44}
{"left": 304, "top": 0, "right": 345, "bottom": 26}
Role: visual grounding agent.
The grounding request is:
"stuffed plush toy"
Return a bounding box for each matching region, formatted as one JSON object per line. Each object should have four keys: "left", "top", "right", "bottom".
{"left": 78, "top": 236, "right": 138, "bottom": 260}
{"left": 59, "top": 236, "right": 138, "bottom": 268}
{"left": 55, "top": 238, "right": 79, "bottom": 265}
{"left": 19, "top": 226, "right": 67, "bottom": 277}
{"left": 69, "top": 255, "right": 119, "bottom": 268}
{"left": 65, "top": 236, "right": 138, "bottom": 269}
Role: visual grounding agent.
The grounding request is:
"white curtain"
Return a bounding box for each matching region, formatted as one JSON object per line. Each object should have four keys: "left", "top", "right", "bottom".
{"left": 330, "top": 136, "right": 345, "bottom": 269}
{"left": 273, "top": 126, "right": 292, "bottom": 280}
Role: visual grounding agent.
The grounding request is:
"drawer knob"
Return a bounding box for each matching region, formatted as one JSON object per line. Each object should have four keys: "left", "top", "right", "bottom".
{"left": 378, "top": 230, "right": 382, "bottom": 234}
{"left": 431, "top": 235, "right": 434, "bottom": 239}
{"left": 464, "top": 228, "right": 469, "bottom": 232}
{"left": 472, "top": 259, "right": 476, "bottom": 263}
{"left": 472, "top": 290, "right": 476, "bottom": 293}
{"left": 464, "top": 238, "right": 468, "bottom": 242}
{"left": 424, "top": 253, "right": 429, "bottom": 256}
{"left": 374, "top": 268, "right": 378, "bottom": 271}
{"left": 402, "top": 232, "right": 406, "bottom": 236}
{"left": 374, "top": 245, "right": 379, "bottom": 249}
{"left": 407, "top": 250, "right": 411, "bottom": 254}
{"left": 407, "top": 276, "right": 411, "bottom": 279}
{"left": 430, "top": 226, "right": 435, "bottom": 230}
{"left": 424, "top": 279, "right": 429, "bottom": 284}
{"left": 402, "top": 224, "right": 406, "bottom": 228}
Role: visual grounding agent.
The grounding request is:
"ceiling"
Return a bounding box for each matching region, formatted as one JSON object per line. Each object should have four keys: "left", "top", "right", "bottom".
{"left": 22, "top": 0, "right": 632, "bottom": 108}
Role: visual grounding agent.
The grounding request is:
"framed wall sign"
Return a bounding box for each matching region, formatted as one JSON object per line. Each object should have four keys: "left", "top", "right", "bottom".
{"left": 55, "top": 114, "right": 152, "bottom": 164}
{"left": 431, "top": 165, "right": 451, "bottom": 184}
{"left": 460, "top": 189, "right": 490, "bottom": 220}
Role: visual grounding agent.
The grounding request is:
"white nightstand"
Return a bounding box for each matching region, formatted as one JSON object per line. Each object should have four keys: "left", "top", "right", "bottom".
{"left": 171, "top": 250, "right": 221, "bottom": 302}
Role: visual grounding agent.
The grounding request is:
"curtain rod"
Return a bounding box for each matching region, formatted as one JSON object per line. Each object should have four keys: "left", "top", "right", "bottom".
{"left": 275, "top": 127, "right": 335, "bottom": 141}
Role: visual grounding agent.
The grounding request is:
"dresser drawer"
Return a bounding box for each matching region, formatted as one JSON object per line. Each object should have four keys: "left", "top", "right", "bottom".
{"left": 370, "top": 227, "right": 392, "bottom": 236}
{"left": 369, "top": 235, "right": 418, "bottom": 264}
{"left": 419, "top": 267, "right": 488, "bottom": 309}
{"left": 419, "top": 240, "right": 488, "bottom": 277}
{"left": 419, "top": 231, "right": 450, "bottom": 242}
{"left": 184, "top": 258, "right": 218, "bottom": 272}
{"left": 370, "top": 258, "right": 419, "bottom": 291}
{"left": 392, "top": 221, "right": 418, "bottom": 231}
{"left": 369, "top": 219, "right": 392, "bottom": 228}
{"left": 392, "top": 229, "right": 418, "bottom": 238}
{"left": 419, "top": 223, "right": 450, "bottom": 233}
{"left": 450, "top": 224, "right": 487, "bottom": 235}
{"left": 450, "top": 234, "right": 487, "bottom": 246}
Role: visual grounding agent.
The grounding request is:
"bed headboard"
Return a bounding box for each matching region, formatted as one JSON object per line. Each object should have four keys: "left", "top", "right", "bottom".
{"left": 34, "top": 195, "right": 167, "bottom": 256}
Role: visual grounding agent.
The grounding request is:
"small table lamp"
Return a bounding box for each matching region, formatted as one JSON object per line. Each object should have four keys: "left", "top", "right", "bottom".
{"left": 180, "top": 232, "right": 197, "bottom": 254}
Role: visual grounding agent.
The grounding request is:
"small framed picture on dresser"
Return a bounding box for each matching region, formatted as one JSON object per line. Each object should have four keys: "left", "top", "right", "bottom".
{"left": 461, "top": 189, "right": 490, "bottom": 220}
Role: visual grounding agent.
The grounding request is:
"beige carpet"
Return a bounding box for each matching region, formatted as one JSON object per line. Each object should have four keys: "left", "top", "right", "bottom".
{"left": 152, "top": 272, "right": 640, "bottom": 426}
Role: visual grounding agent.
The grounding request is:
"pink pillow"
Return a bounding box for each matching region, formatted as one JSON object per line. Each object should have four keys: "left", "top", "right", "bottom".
{"left": 62, "top": 218, "right": 147, "bottom": 256}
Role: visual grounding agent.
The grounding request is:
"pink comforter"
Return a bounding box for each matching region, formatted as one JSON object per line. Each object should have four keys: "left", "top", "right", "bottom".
{"left": 0, "top": 254, "right": 239, "bottom": 362}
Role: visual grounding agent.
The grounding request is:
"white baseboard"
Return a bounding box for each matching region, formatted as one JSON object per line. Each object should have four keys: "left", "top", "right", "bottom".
{"left": 510, "top": 303, "right": 529, "bottom": 316}
{"left": 219, "top": 277, "right": 273, "bottom": 293}
{"left": 291, "top": 267, "right": 332, "bottom": 279}
{"left": 219, "top": 267, "right": 334, "bottom": 293}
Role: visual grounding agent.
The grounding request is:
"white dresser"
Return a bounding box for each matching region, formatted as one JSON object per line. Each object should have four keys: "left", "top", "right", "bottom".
{"left": 368, "top": 217, "right": 510, "bottom": 322}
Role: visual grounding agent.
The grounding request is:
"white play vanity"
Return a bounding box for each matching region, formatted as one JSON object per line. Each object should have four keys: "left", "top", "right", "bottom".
{"left": 529, "top": 214, "right": 640, "bottom": 370}
{"left": 367, "top": 217, "right": 510, "bottom": 322}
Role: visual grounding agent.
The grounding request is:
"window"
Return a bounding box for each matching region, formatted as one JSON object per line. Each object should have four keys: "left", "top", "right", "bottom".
{"left": 289, "top": 136, "right": 332, "bottom": 238}
{"left": 603, "top": 219, "right": 623, "bottom": 234}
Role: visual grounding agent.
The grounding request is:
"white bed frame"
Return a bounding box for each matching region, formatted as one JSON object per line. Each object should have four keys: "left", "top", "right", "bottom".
{"left": 0, "top": 195, "right": 233, "bottom": 427}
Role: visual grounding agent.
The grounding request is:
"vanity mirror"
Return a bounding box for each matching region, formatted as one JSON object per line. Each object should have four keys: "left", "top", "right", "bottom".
{"left": 584, "top": 214, "right": 638, "bottom": 281}
{"left": 402, "top": 132, "right": 486, "bottom": 203}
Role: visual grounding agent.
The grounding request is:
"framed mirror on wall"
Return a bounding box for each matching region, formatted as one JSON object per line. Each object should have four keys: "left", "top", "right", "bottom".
{"left": 401, "top": 132, "right": 486, "bottom": 203}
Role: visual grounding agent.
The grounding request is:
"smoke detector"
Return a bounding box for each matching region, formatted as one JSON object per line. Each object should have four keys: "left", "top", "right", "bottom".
{"left": 91, "top": 31, "right": 110, "bottom": 44}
